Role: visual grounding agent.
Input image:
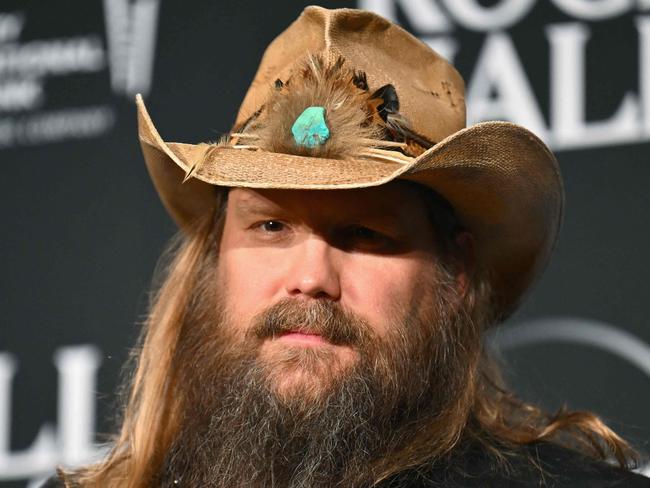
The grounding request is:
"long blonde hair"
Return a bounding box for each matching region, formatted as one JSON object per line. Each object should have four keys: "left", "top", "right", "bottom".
{"left": 64, "top": 189, "right": 641, "bottom": 487}
{"left": 64, "top": 190, "right": 226, "bottom": 487}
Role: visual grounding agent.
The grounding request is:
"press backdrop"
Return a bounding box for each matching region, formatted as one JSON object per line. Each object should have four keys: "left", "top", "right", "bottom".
{"left": 1, "top": 1, "right": 649, "bottom": 486}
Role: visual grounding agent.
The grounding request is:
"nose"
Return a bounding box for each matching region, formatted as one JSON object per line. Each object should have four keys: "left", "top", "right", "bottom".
{"left": 284, "top": 234, "right": 341, "bottom": 300}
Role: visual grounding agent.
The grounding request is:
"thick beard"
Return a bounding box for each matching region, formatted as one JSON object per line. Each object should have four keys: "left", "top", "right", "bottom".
{"left": 158, "top": 276, "right": 468, "bottom": 487}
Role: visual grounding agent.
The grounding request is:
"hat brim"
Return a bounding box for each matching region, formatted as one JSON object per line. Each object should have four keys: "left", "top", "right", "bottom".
{"left": 136, "top": 95, "right": 563, "bottom": 319}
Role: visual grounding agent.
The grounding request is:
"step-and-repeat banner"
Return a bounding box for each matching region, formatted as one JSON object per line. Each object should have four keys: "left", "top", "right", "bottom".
{"left": 1, "top": 1, "right": 648, "bottom": 486}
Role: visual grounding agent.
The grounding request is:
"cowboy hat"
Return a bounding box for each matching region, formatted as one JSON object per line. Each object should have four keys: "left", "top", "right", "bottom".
{"left": 136, "top": 5, "right": 563, "bottom": 320}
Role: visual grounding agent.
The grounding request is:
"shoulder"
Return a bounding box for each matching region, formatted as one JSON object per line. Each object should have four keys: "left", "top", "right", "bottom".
{"left": 387, "top": 441, "right": 650, "bottom": 487}
{"left": 507, "top": 442, "right": 650, "bottom": 487}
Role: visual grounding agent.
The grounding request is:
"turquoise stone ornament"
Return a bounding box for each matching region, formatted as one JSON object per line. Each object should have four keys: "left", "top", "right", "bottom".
{"left": 291, "top": 106, "right": 330, "bottom": 148}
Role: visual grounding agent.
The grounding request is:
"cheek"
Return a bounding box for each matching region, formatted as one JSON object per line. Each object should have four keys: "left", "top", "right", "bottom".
{"left": 340, "top": 253, "right": 435, "bottom": 337}
{"left": 217, "top": 247, "right": 286, "bottom": 330}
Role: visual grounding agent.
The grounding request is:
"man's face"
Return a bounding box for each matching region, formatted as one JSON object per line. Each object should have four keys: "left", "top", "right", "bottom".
{"left": 217, "top": 181, "right": 447, "bottom": 398}
{"left": 162, "top": 182, "right": 479, "bottom": 486}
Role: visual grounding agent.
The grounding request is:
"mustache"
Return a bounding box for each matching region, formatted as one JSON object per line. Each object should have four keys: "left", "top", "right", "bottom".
{"left": 249, "top": 299, "right": 375, "bottom": 347}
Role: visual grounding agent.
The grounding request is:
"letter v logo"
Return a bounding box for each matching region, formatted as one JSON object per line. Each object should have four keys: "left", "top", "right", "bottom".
{"left": 103, "top": 0, "right": 161, "bottom": 97}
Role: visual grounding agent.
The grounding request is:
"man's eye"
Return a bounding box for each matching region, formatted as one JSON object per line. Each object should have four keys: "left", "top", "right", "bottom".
{"left": 345, "top": 225, "right": 392, "bottom": 245}
{"left": 340, "top": 225, "right": 397, "bottom": 252}
{"left": 260, "top": 220, "right": 285, "bottom": 232}
{"left": 349, "top": 225, "right": 381, "bottom": 240}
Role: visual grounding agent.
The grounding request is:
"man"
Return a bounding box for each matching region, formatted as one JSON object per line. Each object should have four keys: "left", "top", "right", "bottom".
{"left": 45, "top": 6, "right": 648, "bottom": 487}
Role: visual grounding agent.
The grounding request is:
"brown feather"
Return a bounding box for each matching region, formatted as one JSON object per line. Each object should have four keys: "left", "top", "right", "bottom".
{"left": 199, "top": 53, "right": 430, "bottom": 168}
{"left": 226, "top": 53, "right": 385, "bottom": 160}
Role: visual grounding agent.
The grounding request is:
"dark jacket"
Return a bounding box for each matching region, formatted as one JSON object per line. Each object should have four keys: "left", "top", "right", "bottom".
{"left": 40, "top": 441, "right": 650, "bottom": 487}
{"left": 382, "top": 441, "right": 650, "bottom": 487}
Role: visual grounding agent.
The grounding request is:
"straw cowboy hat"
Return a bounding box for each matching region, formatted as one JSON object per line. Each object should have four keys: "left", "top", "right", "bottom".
{"left": 136, "top": 5, "right": 563, "bottom": 320}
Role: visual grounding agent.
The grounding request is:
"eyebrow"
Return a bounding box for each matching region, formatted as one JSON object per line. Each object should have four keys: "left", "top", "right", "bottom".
{"left": 344, "top": 201, "right": 411, "bottom": 222}
{"left": 230, "top": 193, "right": 411, "bottom": 230}
{"left": 344, "top": 209, "right": 400, "bottom": 223}
{"left": 231, "top": 196, "right": 281, "bottom": 217}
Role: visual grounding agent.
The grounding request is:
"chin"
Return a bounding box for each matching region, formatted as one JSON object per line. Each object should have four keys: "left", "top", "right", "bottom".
{"left": 259, "top": 342, "right": 359, "bottom": 398}
{"left": 271, "top": 369, "right": 332, "bottom": 402}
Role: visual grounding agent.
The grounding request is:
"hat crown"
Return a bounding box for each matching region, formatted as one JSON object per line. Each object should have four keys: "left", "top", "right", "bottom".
{"left": 236, "top": 6, "right": 466, "bottom": 145}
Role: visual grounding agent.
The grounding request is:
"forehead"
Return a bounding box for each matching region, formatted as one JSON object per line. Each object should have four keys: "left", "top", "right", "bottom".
{"left": 227, "top": 181, "right": 430, "bottom": 222}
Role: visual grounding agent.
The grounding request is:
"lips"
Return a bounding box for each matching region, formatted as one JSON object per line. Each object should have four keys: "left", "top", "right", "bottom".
{"left": 277, "top": 331, "right": 327, "bottom": 345}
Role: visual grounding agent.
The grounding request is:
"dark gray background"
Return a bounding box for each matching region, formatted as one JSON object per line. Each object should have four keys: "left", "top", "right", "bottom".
{"left": 0, "top": 1, "right": 648, "bottom": 485}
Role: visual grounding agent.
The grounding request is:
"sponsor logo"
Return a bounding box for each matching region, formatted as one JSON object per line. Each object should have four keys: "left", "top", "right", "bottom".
{"left": 359, "top": 0, "right": 650, "bottom": 150}
{"left": 0, "top": 10, "right": 113, "bottom": 148}
{"left": 0, "top": 1, "right": 160, "bottom": 149}
{"left": 0, "top": 346, "right": 104, "bottom": 485}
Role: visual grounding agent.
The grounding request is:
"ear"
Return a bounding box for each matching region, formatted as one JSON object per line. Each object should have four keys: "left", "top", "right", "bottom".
{"left": 453, "top": 231, "right": 476, "bottom": 299}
